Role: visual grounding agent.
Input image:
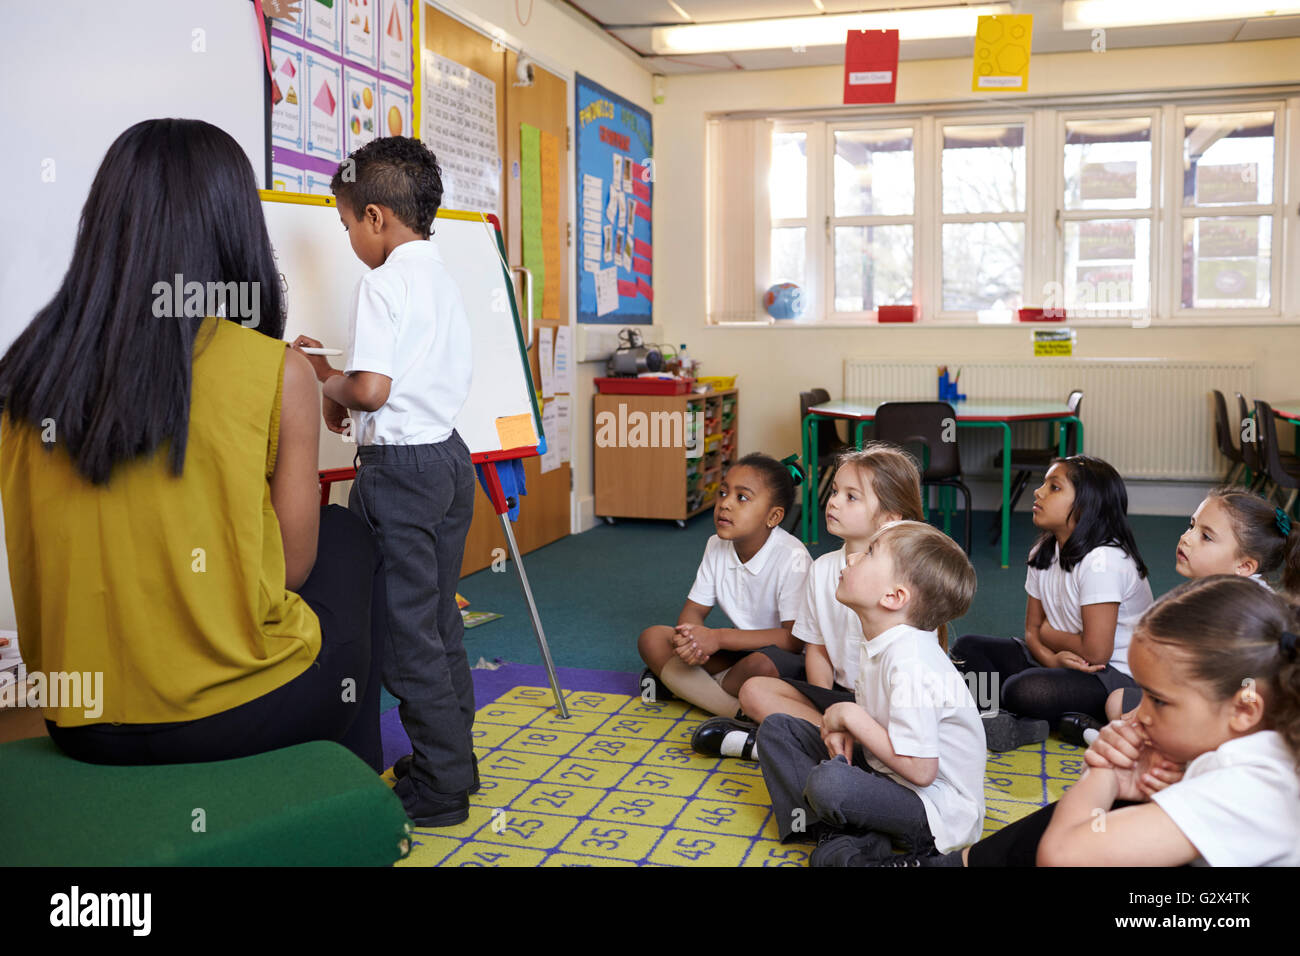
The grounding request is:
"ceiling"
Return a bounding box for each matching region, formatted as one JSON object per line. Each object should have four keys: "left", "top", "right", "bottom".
{"left": 556, "top": 0, "right": 1300, "bottom": 74}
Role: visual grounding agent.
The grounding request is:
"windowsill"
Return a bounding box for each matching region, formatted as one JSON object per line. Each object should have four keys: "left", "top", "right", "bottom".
{"left": 706, "top": 315, "right": 1300, "bottom": 330}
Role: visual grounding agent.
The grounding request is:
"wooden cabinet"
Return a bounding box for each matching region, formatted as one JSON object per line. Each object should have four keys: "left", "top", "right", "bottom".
{"left": 594, "top": 389, "right": 738, "bottom": 524}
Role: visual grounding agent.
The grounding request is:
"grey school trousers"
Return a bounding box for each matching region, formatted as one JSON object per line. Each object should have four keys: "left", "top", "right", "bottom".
{"left": 758, "top": 712, "right": 935, "bottom": 854}
{"left": 350, "top": 432, "right": 477, "bottom": 794}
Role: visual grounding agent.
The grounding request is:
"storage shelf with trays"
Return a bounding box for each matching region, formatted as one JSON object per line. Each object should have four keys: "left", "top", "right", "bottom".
{"left": 594, "top": 388, "right": 739, "bottom": 526}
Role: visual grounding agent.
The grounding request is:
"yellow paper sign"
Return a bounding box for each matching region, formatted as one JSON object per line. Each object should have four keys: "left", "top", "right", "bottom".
{"left": 1034, "top": 340, "right": 1072, "bottom": 357}
{"left": 972, "top": 15, "right": 1032, "bottom": 93}
{"left": 495, "top": 413, "right": 538, "bottom": 450}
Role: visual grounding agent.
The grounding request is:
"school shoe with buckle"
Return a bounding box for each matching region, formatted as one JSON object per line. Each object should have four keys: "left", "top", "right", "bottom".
{"left": 392, "top": 752, "right": 480, "bottom": 795}
{"left": 691, "top": 716, "right": 757, "bottom": 759}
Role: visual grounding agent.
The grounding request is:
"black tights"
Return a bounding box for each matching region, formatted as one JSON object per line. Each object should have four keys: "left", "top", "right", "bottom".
{"left": 951, "top": 634, "right": 1110, "bottom": 724}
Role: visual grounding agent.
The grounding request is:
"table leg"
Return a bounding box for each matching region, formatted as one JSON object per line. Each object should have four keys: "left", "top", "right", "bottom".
{"left": 801, "top": 413, "right": 813, "bottom": 543}
{"left": 999, "top": 423, "right": 1011, "bottom": 568}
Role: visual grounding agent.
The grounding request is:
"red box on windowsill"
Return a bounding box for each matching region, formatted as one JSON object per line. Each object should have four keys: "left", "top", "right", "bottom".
{"left": 878, "top": 305, "right": 916, "bottom": 323}
{"left": 1018, "top": 308, "right": 1067, "bottom": 322}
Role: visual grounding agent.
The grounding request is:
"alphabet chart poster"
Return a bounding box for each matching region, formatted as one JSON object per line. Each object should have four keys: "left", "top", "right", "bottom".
{"left": 575, "top": 74, "right": 652, "bottom": 324}
{"left": 267, "top": 0, "right": 412, "bottom": 195}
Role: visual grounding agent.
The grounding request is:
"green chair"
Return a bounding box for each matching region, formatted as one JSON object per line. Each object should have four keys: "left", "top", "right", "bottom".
{"left": 0, "top": 737, "right": 411, "bottom": 866}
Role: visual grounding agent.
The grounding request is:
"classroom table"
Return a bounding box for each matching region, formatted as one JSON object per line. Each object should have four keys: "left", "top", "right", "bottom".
{"left": 801, "top": 399, "right": 1083, "bottom": 568}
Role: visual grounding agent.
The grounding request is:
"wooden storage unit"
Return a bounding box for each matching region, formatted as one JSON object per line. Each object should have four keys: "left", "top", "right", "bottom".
{"left": 594, "top": 389, "right": 738, "bottom": 525}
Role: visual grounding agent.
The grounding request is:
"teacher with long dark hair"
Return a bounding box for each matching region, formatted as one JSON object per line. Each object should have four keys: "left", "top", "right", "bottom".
{"left": 0, "top": 118, "right": 386, "bottom": 770}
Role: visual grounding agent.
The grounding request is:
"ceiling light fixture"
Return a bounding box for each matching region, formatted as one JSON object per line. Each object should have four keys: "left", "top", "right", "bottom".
{"left": 1063, "top": 0, "right": 1300, "bottom": 30}
{"left": 651, "top": 3, "right": 1013, "bottom": 55}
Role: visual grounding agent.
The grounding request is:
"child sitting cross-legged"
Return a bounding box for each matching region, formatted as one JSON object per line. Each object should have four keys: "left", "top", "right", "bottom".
{"left": 758, "top": 520, "right": 985, "bottom": 867}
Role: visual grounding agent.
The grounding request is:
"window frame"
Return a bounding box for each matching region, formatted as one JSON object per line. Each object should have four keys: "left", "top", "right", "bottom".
{"left": 1166, "top": 100, "right": 1286, "bottom": 320}
{"left": 823, "top": 119, "right": 920, "bottom": 322}
{"left": 742, "top": 94, "right": 1299, "bottom": 328}
{"left": 1053, "top": 106, "right": 1160, "bottom": 323}
{"left": 932, "top": 111, "right": 1034, "bottom": 320}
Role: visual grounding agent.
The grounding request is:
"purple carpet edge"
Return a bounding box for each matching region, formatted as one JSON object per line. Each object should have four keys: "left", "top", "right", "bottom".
{"left": 380, "top": 663, "right": 640, "bottom": 768}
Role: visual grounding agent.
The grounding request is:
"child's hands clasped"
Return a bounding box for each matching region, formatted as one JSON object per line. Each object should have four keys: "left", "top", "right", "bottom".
{"left": 673, "top": 623, "right": 719, "bottom": 665}
{"left": 820, "top": 703, "right": 857, "bottom": 760}
{"left": 1084, "top": 717, "right": 1185, "bottom": 801}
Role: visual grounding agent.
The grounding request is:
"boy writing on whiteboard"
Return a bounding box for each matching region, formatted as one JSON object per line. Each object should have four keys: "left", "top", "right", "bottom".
{"left": 293, "top": 137, "right": 477, "bottom": 827}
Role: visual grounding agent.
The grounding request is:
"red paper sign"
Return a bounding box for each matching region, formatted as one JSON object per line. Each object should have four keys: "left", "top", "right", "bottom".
{"left": 843, "top": 30, "right": 899, "bottom": 105}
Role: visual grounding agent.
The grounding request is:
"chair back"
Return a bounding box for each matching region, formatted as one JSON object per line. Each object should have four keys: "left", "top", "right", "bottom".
{"left": 1237, "top": 392, "right": 1262, "bottom": 471}
{"left": 1212, "top": 390, "right": 1242, "bottom": 463}
{"left": 1253, "top": 399, "right": 1290, "bottom": 485}
{"left": 800, "top": 388, "right": 840, "bottom": 458}
{"left": 1060, "top": 389, "right": 1084, "bottom": 457}
{"left": 873, "top": 401, "right": 961, "bottom": 480}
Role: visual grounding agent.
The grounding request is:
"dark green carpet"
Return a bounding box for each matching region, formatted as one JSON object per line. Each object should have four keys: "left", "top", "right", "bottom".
{"left": 452, "top": 507, "right": 1189, "bottom": 673}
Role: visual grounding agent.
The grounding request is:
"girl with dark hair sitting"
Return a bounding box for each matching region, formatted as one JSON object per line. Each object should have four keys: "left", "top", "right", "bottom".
{"left": 0, "top": 118, "right": 386, "bottom": 770}
{"left": 951, "top": 456, "right": 1153, "bottom": 751}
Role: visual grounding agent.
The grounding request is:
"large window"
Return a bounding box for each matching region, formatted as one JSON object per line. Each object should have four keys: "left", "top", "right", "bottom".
{"left": 832, "top": 127, "right": 915, "bottom": 314}
{"left": 940, "top": 122, "right": 1026, "bottom": 314}
{"left": 1178, "top": 110, "right": 1277, "bottom": 313}
{"left": 1061, "top": 115, "right": 1154, "bottom": 319}
{"left": 735, "top": 95, "right": 1295, "bottom": 325}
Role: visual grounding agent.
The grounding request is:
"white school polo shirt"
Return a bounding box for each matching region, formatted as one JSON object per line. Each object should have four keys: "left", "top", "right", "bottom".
{"left": 853, "top": 623, "right": 986, "bottom": 853}
{"left": 687, "top": 527, "right": 811, "bottom": 630}
{"left": 1025, "top": 544, "right": 1153, "bottom": 675}
{"left": 1152, "top": 731, "right": 1300, "bottom": 866}
{"left": 792, "top": 547, "right": 863, "bottom": 689}
{"left": 345, "top": 239, "right": 473, "bottom": 446}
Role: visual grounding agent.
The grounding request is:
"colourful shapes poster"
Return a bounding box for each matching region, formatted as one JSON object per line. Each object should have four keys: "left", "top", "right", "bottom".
{"left": 971, "top": 14, "right": 1032, "bottom": 93}
{"left": 343, "top": 0, "right": 377, "bottom": 67}
{"left": 379, "top": 0, "right": 411, "bottom": 82}
{"left": 379, "top": 79, "right": 412, "bottom": 139}
{"left": 304, "top": 53, "right": 343, "bottom": 161}
{"left": 343, "top": 67, "right": 378, "bottom": 153}
{"left": 270, "top": 39, "right": 306, "bottom": 152}
{"left": 306, "top": 0, "right": 341, "bottom": 54}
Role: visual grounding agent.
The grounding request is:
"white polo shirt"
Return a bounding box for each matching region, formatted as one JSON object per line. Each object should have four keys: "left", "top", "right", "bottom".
{"left": 687, "top": 527, "right": 810, "bottom": 630}
{"left": 792, "top": 547, "right": 863, "bottom": 689}
{"left": 1152, "top": 731, "right": 1300, "bottom": 866}
{"left": 1025, "top": 544, "right": 1154, "bottom": 675}
{"left": 853, "top": 623, "right": 986, "bottom": 853}
{"left": 345, "top": 239, "right": 472, "bottom": 446}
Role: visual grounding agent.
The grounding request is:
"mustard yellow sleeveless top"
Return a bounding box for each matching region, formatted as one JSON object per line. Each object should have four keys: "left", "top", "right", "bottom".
{"left": 0, "top": 317, "right": 322, "bottom": 727}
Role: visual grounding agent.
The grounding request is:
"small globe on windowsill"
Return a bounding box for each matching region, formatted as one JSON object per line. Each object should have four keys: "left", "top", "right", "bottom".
{"left": 764, "top": 282, "right": 805, "bottom": 320}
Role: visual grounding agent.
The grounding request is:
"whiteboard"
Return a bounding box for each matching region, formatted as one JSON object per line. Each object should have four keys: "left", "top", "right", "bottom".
{"left": 261, "top": 193, "right": 541, "bottom": 469}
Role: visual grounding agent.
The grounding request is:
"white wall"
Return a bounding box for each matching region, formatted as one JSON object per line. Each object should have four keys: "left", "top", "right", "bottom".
{"left": 0, "top": 1, "right": 652, "bottom": 631}
{"left": 653, "top": 38, "right": 1300, "bottom": 517}
{"left": 432, "top": 1, "right": 654, "bottom": 533}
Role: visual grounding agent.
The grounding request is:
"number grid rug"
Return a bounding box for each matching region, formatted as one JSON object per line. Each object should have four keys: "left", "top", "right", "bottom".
{"left": 385, "top": 672, "right": 1085, "bottom": 867}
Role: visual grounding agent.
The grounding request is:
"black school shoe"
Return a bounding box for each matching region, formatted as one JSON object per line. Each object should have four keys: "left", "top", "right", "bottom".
{"left": 394, "top": 775, "right": 469, "bottom": 828}
{"left": 810, "top": 830, "right": 894, "bottom": 867}
{"left": 392, "top": 752, "right": 480, "bottom": 795}
{"left": 638, "top": 667, "right": 676, "bottom": 703}
{"left": 691, "top": 716, "right": 758, "bottom": 759}
{"left": 1057, "top": 712, "right": 1103, "bottom": 748}
{"left": 980, "top": 710, "right": 1050, "bottom": 752}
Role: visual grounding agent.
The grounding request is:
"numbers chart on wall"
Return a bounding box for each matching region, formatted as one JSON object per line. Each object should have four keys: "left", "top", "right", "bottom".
{"left": 393, "top": 684, "right": 1084, "bottom": 867}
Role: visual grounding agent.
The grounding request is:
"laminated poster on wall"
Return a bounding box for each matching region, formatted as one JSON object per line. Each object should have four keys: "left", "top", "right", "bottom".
{"left": 576, "top": 73, "right": 652, "bottom": 323}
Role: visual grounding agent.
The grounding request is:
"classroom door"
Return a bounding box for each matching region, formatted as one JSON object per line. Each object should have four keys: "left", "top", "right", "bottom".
{"left": 420, "top": 7, "right": 571, "bottom": 576}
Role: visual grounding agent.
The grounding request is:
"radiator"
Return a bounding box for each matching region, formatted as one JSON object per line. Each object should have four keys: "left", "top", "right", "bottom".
{"left": 842, "top": 359, "right": 1257, "bottom": 481}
